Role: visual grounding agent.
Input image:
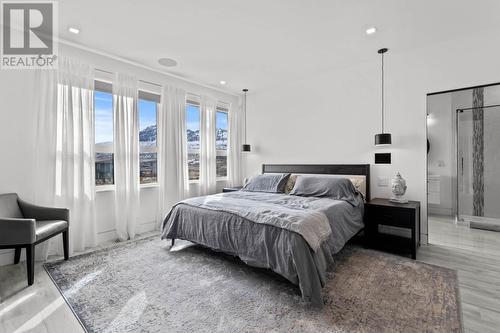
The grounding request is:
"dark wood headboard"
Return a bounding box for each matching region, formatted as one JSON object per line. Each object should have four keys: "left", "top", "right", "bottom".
{"left": 262, "top": 164, "right": 371, "bottom": 201}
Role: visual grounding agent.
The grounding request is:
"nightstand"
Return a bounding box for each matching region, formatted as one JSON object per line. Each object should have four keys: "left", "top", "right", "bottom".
{"left": 222, "top": 186, "right": 242, "bottom": 193}
{"left": 364, "top": 198, "right": 420, "bottom": 259}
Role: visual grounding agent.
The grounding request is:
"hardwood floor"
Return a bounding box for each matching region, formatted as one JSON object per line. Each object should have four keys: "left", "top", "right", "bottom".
{"left": 0, "top": 262, "right": 83, "bottom": 333}
{"left": 422, "top": 215, "right": 500, "bottom": 333}
{"left": 0, "top": 223, "right": 499, "bottom": 332}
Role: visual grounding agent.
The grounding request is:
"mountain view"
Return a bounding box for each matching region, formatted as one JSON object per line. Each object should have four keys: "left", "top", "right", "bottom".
{"left": 96, "top": 125, "right": 227, "bottom": 185}
{"left": 187, "top": 129, "right": 199, "bottom": 143}
{"left": 140, "top": 125, "right": 157, "bottom": 147}
{"left": 139, "top": 125, "right": 156, "bottom": 143}
{"left": 139, "top": 126, "right": 227, "bottom": 147}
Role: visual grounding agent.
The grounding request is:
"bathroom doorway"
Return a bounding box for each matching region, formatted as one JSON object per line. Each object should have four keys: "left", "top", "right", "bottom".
{"left": 427, "top": 83, "right": 500, "bottom": 249}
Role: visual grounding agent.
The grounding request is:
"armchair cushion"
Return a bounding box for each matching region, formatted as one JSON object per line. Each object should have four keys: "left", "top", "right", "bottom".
{"left": 0, "top": 218, "right": 36, "bottom": 245}
{"left": 0, "top": 193, "right": 23, "bottom": 218}
{"left": 36, "top": 220, "right": 68, "bottom": 241}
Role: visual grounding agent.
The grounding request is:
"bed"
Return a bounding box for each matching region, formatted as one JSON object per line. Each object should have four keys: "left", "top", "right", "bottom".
{"left": 161, "top": 164, "right": 370, "bottom": 307}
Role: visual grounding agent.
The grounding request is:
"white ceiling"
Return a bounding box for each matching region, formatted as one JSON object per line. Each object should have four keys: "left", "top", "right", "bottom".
{"left": 60, "top": 0, "right": 500, "bottom": 93}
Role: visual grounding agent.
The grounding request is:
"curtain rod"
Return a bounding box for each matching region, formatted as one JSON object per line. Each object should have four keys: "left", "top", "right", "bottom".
{"left": 95, "top": 68, "right": 162, "bottom": 88}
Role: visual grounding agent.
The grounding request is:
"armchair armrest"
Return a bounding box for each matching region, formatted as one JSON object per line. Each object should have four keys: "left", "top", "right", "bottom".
{"left": 0, "top": 218, "right": 36, "bottom": 245}
{"left": 18, "top": 199, "right": 69, "bottom": 222}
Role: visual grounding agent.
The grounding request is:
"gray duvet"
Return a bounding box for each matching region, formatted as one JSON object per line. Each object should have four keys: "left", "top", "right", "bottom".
{"left": 161, "top": 191, "right": 364, "bottom": 307}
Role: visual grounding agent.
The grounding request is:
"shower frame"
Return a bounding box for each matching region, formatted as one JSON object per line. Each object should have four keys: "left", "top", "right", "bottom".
{"left": 455, "top": 104, "right": 500, "bottom": 223}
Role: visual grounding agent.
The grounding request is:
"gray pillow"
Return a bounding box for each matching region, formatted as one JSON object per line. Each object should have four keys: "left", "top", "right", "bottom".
{"left": 242, "top": 173, "right": 291, "bottom": 193}
{"left": 290, "top": 176, "right": 360, "bottom": 205}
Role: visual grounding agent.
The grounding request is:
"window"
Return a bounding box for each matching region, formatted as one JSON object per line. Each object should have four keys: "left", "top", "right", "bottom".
{"left": 94, "top": 82, "right": 114, "bottom": 186}
{"left": 138, "top": 91, "right": 159, "bottom": 184}
{"left": 216, "top": 106, "right": 228, "bottom": 178}
{"left": 186, "top": 101, "right": 200, "bottom": 181}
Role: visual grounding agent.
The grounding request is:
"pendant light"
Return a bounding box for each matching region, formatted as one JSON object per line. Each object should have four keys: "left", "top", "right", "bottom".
{"left": 374, "top": 48, "right": 392, "bottom": 146}
{"left": 242, "top": 89, "right": 251, "bottom": 152}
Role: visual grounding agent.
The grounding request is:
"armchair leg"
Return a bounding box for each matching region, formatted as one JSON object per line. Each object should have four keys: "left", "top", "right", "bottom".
{"left": 26, "top": 245, "right": 35, "bottom": 286}
{"left": 62, "top": 230, "right": 69, "bottom": 260}
{"left": 14, "top": 247, "right": 21, "bottom": 264}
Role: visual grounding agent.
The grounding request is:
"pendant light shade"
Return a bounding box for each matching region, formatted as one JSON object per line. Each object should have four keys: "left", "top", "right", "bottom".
{"left": 375, "top": 133, "right": 392, "bottom": 145}
{"left": 375, "top": 48, "right": 392, "bottom": 146}
{"left": 242, "top": 89, "right": 251, "bottom": 152}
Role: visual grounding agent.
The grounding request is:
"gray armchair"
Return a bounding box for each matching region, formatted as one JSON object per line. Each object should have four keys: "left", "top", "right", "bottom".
{"left": 0, "top": 193, "right": 69, "bottom": 285}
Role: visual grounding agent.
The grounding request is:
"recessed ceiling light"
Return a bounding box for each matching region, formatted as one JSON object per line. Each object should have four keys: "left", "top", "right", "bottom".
{"left": 158, "top": 58, "right": 178, "bottom": 67}
{"left": 219, "top": 81, "right": 226, "bottom": 85}
{"left": 366, "top": 27, "right": 377, "bottom": 35}
{"left": 68, "top": 27, "right": 80, "bottom": 34}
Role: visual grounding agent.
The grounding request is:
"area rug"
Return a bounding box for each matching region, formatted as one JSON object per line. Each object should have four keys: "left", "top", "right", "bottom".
{"left": 44, "top": 237, "right": 462, "bottom": 333}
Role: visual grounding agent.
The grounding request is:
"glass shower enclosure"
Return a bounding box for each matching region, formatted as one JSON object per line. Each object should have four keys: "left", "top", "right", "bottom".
{"left": 456, "top": 104, "right": 500, "bottom": 229}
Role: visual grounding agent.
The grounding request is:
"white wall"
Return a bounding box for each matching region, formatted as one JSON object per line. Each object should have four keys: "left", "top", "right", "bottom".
{"left": 0, "top": 70, "right": 38, "bottom": 265}
{"left": 0, "top": 44, "right": 238, "bottom": 265}
{"left": 427, "top": 93, "right": 454, "bottom": 216}
{"left": 244, "top": 29, "right": 500, "bottom": 243}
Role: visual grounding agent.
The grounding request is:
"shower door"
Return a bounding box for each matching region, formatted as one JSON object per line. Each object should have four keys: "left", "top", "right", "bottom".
{"left": 457, "top": 105, "right": 500, "bottom": 228}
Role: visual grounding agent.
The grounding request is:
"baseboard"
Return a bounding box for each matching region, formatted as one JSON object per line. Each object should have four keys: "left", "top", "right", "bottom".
{"left": 0, "top": 221, "right": 158, "bottom": 267}
{"left": 420, "top": 233, "right": 428, "bottom": 245}
{"left": 428, "top": 206, "right": 453, "bottom": 216}
{"left": 96, "top": 221, "right": 157, "bottom": 244}
{"left": 137, "top": 220, "right": 157, "bottom": 234}
{"left": 96, "top": 229, "right": 119, "bottom": 244}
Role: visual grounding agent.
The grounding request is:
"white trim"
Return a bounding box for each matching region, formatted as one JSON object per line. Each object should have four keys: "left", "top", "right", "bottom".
{"left": 95, "top": 145, "right": 113, "bottom": 154}
{"left": 96, "top": 229, "right": 119, "bottom": 244}
{"left": 140, "top": 183, "right": 159, "bottom": 189}
{"left": 96, "top": 185, "right": 115, "bottom": 192}
{"left": 58, "top": 38, "right": 241, "bottom": 97}
{"left": 138, "top": 82, "right": 161, "bottom": 95}
{"left": 139, "top": 146, "right": 157, "bottom": 154}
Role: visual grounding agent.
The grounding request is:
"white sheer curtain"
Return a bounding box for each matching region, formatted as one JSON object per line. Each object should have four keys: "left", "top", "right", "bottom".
{"left": 113, "top": 73, "right": 139, "bottom": 241}
{"left": 156, "top": 86, "right": 188, "bottom": 227}
{"left": 228, "top": 98, "right": 244, "bottom": 187}
{"left": 33, "top": 70, "right": 57, "bottom": 206}
{"left": 199, "top": 96, "right": 217, "bottom": 195}
{"left": 34, "top": 57, "right": 97, "bottom": 258}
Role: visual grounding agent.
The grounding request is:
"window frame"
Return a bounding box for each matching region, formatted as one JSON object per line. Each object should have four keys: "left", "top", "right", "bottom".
{"left": 186, "top": 97, "right": 201, "bottom": 183}
{"left": 215, "top": 103, "right": 229, "bottom": 181}
{"left": 94, "top": 80, "right": 115, "bottom": 190}
{"left": 138, "top": 90, "right": 160, "bottom": 187}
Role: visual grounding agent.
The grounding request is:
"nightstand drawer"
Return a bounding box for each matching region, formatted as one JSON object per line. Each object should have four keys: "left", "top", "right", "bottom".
{"left": 364, "top": 198, "right": 420, "bottom": 259}
{"left": 368, "top": 206, "right": 412, "bottom": 228}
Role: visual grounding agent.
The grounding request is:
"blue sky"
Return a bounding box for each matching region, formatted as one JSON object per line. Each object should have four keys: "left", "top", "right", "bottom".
{"left": 186, "top": 104, "right": 200, "bottom": 132}
{"left": 95, "top": 91, "right": 113, "bottom": 144}
{"left": 95, "top": 94, "right": 227, "bottom": 144}
{"left": 95, "top": 92, "right": 157, "bottom": 144}
{"left": 217, "top": 111, "right": 228, "bottom": 131}
{"left": 138, "top": 99, "right": 156, "bottom": 131}
{"left": 186, "top": 104, "right": 228, "bottom": 131}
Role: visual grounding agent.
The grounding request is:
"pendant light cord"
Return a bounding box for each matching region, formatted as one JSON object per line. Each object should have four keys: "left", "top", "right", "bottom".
{"left": 243, "top": 89, "right": 248, "bottom": 143}
{"left": 381, "top": 51, "right": 384, "bottom": 134}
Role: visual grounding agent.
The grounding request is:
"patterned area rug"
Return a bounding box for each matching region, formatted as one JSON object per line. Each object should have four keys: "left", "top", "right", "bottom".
{"left": 44, "top": 237, "right": 462, "bottom": 333}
